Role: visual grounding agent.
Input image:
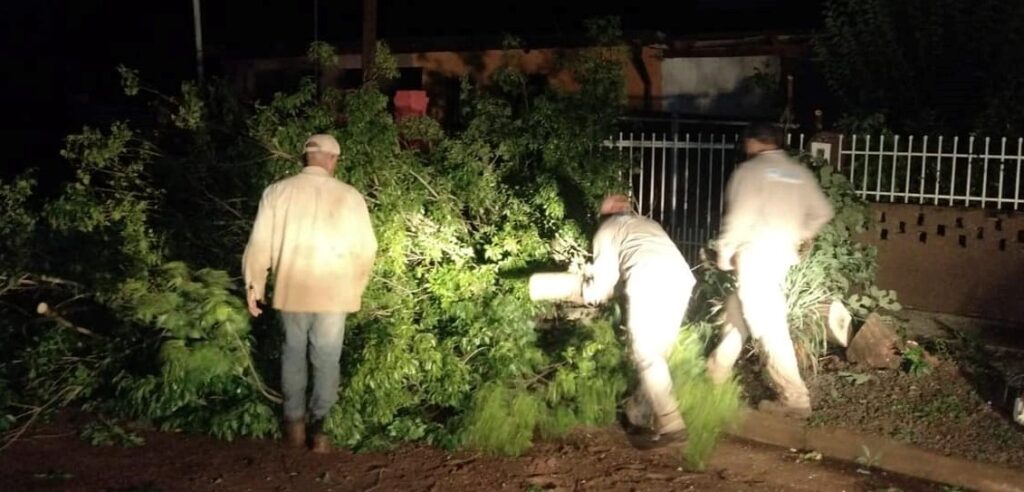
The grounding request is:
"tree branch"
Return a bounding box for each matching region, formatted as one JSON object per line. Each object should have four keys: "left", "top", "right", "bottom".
{"left": 36, "top": 302, "right": 98, "bottom": 337}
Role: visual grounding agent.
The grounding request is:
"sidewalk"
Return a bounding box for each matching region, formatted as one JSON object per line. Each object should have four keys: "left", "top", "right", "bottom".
{"left": 729, "top": 407, "right": 1024, "bottom": 492}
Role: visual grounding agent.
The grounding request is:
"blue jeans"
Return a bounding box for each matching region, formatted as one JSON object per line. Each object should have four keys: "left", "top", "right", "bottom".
{"left": 279, "top": 312, "right": 347, "bottom": 422}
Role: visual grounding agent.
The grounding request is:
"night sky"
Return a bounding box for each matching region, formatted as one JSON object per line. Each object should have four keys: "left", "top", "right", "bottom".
{"left": 1, "top": 0, "right": 823, "bottom": 178}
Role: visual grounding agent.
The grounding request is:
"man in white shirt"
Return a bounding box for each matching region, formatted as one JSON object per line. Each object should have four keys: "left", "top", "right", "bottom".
{"left": 707, "top": 123, "right": 833, "bottom": 419}
{"left": 242, "top": 134, "right": 377, "bottom": 452}
{"left": 582, "top": 194, "right": 696, "bottom": 444}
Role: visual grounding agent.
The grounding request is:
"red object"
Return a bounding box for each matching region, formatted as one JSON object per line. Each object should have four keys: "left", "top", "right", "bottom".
{"left": 393, "top": 90, "right": 429, "bottom": 120}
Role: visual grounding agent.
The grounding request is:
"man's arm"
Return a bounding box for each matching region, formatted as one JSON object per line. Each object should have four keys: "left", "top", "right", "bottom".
{"left": 582, "top": 224, "right": 620, "bottom": 305}
{"left": 351, "top": 193, "right": 378, "bottom": 291}
{"left": 242, "top": 189, "right": 274, "bottom": 316}
{"left": 715, "top": 169, "right": 751, "bottom": 271}
{"left": 802, "top": 177, "right": 835, "bottom": 241}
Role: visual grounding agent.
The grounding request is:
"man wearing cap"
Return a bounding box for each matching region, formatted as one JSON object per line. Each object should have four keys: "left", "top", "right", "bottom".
{"left": 582, "top": 194, "right": 695, "bottom": 446}
{"left": 242, "top": 134, "right": 377, "bottom": 453}
{"left": 706, "top": 122, "right": 833, "bottom": 419}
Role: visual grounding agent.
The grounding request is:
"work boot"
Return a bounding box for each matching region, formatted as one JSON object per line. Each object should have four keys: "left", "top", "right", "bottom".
{"left": 309, "top": 418, "right": 331, "bottom": 454}
{"left": 628, "top": 426, "right": 687, "bottom": 451}
{"left": 624, "top": 409, "right": 687, "bottom": 451}
{"left": 657, "top": 408, "right": 686, "bottom": 434}
{"left": 311, "top": 434, "right": 331, "bottom": 454}
{"left": 624, "top": 393, "right": 653, "bottom": 430}
{"left": 757, "top": 399, "right": 811, "bottom": 420}
{"left": 283, "top": 418, "right": 306, "bottom": 449}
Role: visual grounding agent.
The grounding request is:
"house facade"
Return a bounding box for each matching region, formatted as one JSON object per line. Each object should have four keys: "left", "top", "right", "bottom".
{"left": 219, "top": 32, "right": 819, "bottom": 128}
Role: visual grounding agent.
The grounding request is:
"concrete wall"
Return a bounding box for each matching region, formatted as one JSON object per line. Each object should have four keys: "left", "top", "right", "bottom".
{"left": 861, "top": 203, "right": 1024, "bottom": 324}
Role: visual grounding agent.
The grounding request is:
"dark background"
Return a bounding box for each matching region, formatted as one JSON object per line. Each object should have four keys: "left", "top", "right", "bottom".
{"left": 0, "top": 0, "right": 824, "bottom": 179}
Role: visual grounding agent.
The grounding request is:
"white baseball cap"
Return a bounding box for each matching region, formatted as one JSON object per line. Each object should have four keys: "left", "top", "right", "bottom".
{"left": 303, "top": 134, "right": 340, "bottom": 155}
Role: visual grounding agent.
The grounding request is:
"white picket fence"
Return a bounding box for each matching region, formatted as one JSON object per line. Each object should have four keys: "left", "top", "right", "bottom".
{"left": 836, "top": 134, "right": 1024, "bottom": 209}
{"left": 607, "top": 132, "right": 1024, "bottom": 262}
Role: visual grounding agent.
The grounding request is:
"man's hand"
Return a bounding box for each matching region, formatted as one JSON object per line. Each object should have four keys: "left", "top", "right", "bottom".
{"left": 798, "top": 239, "right": 814, "bottom": 261}
{"left": 246, "top": 290, "right": 263, "bottom": 317}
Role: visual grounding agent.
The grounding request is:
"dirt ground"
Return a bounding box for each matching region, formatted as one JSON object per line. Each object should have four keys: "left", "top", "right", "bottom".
{"left": 4, "top": 309, "right": 1016, "bottom": 491}
{"left": 734, "top": 309, "right": 1024, "bottom": 470}
{"left": 808, "top": 354, "right": 1024, "bottom": 468}
{"left": 0, "top": 412, "right": 940, "bottom": 492}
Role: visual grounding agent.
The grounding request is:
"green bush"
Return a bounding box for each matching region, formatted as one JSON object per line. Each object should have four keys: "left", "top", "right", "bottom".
{"left": 670, "top": 326, "right": 743, "bottom": 470}
{"left": 1, "top": 19, "right": 888, "bottom": 465}
{"left": 2, "top": 22, "right": 682, "bottom": 456}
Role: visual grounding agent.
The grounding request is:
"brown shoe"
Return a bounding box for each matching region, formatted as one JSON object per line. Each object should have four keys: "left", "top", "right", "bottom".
{"left": 310, "top": 433, "right": 331, "bottom": 454}
{"left": 284, "top": 419, "right": 306, "bottom": 448}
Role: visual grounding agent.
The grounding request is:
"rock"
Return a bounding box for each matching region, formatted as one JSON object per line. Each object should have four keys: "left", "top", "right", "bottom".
{"left": 846, "top": 313, "right": 902, "bottom": 369}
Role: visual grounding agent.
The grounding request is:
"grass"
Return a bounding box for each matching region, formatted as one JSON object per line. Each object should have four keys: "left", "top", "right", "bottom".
{"left": 669, "top": 325, "right": 744, "bottom": 470}
{"left": 783, "top": 259, "right": 833, "bottom": 373}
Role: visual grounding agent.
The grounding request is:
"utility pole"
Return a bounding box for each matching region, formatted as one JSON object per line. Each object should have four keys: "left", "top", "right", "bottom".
{"left": 362, "top": 0, "right": 377, "bottom": 82}
{"left": 192, "top": 0, "right": 205, "bottom": 83}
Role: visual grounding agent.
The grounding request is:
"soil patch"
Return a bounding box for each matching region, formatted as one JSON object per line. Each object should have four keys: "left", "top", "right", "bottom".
{"left": 0, "top": 411, "right": 938, "bottom": 491}
{"left": 735, "top": 339, "right": 1024, "bottom": 469}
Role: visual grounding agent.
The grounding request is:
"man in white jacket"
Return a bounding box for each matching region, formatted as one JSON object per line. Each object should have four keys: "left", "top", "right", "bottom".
{"left": 582, "top": 194, "right": 695, "bottom": 444}
{"left": 707, "top": 123, "right": 833, "bottom": 419}
{"left": 243, "top": 134, "right": 377, "bottom": 452}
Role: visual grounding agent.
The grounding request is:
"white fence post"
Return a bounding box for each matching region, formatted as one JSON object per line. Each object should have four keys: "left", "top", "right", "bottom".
{"left": 810, "top": 142, "right": 832, "bottom": 164}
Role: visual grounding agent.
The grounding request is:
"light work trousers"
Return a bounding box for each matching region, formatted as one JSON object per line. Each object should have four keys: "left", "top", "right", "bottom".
{"left": 622, "top": 271, "right": 693, "bottom": 434}
{"left": 706, "top": 242, "right": 810, "bottom": 409}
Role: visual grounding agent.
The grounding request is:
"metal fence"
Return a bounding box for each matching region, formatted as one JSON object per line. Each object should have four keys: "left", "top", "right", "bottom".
{"left": 608, "top": 131, "right": 1024, "bottom": 263}
{"left": 836, "top": 135, "right": 1024, "bottom": 210}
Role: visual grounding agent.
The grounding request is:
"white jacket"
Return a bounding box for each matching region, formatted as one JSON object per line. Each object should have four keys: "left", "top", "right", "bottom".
{"left": 718, "top": 150, "right": 833, "bottom": 257}
{"left": 242, "top": 166, "right": 377, "bottom": 313}
{"left": 583, "top": 214, "right": 695, "bottom": 305}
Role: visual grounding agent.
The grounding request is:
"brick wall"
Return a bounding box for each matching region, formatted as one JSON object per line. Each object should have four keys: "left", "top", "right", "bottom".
{"left": 860, "top": 203, "right": 1024, "bottom": 324}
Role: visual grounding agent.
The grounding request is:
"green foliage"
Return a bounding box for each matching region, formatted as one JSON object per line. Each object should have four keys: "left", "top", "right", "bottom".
{"left": 457, "top": 315, "right": 629, "bottom": 456}
{"left": 80, "top": 419, "right": 145, "bottom": 447}
{"left": 306, "top": 41, "right": 337, "bottom": 69}
{"left": 803, "top": 155, "right": 900, "bottom": 319}
{"left": 0, "top": 175, "right": 36, "bottom": 291}
{"left": 117, "top": 65, "right": 140, "bottom": 97}
{"left": 669, "top": 326, "right": 743, "bottom": 470}
{"left": 17, "top": 328, "right": 106, "bottom": 410}
{"left": 834, "top": 113, "right": 893, "bottom": 136}
{"left": 538, "top": 317, "right": 630, "bottom": 434}
{"left": 3, "top": 17, "right": 899, "bottom": 468}
{"left": 458, "top": 318, "right": 743, "bottom": 467}
{"left": 901, "top": 342, "right": 932, "bottom": 376}
{"left": 815, "top": 0, "right": 1024, "bottom": 134}
{"left": 110, "top": 262, "right": 279, "bottom": 440}
{"left": 171, "top": 82, "right": 205, "bottom": 130}
{"left": 47, "top": 122, "right": 164, "bottom": 289}
{"left": 369, "top": 42, "right": 401, "bottom": 82}
{"left": 459, "top": 382, "right": 545, "bottom": 456}
{"left": 1, "top": 26, "right": 671, "bottom": 460}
